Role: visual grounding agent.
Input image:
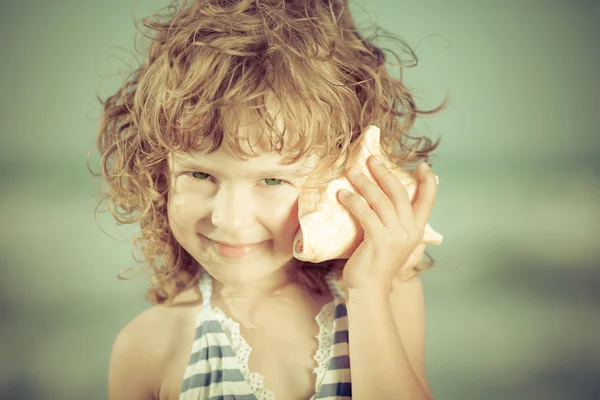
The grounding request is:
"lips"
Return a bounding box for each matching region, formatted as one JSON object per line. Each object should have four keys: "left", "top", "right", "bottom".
{"left": 209, "top": 238, "right": 262, "bottom": 247}
{"left": 205, "top": 236, "right": 266, "bottom": 259}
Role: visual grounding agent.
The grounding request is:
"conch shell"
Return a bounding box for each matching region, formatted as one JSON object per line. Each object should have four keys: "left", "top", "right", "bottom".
{"left": 293, "top": 125, "right": 443, "bottom": 263}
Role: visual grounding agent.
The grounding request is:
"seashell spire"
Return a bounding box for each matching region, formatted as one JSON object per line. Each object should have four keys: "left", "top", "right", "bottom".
{"left": 293, "top": 125, "right": 443, "bottom": 263}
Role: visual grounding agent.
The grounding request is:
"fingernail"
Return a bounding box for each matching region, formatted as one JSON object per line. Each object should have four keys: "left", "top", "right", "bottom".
{"left": 373, "top": 155, "right": 384, "bottom": 165}
{"left": 421, "top": 162, "right": 430, "bottom": 171}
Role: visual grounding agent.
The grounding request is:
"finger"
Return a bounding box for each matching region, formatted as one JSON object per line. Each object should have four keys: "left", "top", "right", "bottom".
{"left": 346, "top": 162, "right": 398, "bottom": 228}
{"left": 413, "top": 162, "right": 438, "bottom": 235}
{"left": 366, "top": 155, "right": 413, "bottom": 223}
{"left": 338, "top": 189, "right": 382, "bottom": 237}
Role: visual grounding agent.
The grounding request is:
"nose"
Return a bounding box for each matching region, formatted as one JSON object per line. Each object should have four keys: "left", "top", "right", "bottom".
{"left": 210, "top": 186, "right": 256, "bottom": 229}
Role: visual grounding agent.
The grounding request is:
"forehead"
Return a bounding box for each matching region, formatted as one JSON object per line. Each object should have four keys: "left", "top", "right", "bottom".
{"left": 171, "top": 118, "right": 318, "bottom": 172}
{"left": 199, "top": 96, "right": 308, "bottom": 153}
{"left": 170, "top": 145, "right": 318, "bottom": 167}
{"left": 222, "top": 95, "right": 294, "bottom": 154}
{"left": 170, "top": 93, "right": 322, "bottom": 171}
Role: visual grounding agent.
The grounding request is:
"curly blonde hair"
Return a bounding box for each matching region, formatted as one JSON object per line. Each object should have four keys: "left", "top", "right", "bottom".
{"left": 91, "top": 0, "right": 448, "bottom": 305}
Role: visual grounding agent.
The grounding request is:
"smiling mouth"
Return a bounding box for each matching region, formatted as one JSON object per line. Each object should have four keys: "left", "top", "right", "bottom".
{"left": 203, "top": 235, "right": 267, "bottom": 258}
{"left": 209, "top": 238, "right": 264, "bottom": 247}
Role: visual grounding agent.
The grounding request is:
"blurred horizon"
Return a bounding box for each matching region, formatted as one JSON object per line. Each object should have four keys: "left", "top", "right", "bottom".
{"left": 1, "top": 0, "right": 599, "bottom": 399}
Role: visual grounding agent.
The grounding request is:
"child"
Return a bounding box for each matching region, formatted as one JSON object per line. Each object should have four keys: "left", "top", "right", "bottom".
{"left": 95, "top": 0, "right": 447, "bottom": 399}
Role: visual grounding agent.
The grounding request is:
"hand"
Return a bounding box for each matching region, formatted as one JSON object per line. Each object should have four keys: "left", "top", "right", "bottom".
{"left": 337, "top": 156, "right": 438, "bottom": 292}
{"left": 395, "top": 243, "right": 427, "bottom": 283}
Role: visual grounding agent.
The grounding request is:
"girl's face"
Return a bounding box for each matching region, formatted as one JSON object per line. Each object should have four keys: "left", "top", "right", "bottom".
{"left": 167, "top": 111, "right": 319, "bottom": 287}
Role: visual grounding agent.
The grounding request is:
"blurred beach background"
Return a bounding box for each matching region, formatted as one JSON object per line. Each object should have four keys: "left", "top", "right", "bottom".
{"left": 0, "top": 0, "right": 598, "bottom": 399}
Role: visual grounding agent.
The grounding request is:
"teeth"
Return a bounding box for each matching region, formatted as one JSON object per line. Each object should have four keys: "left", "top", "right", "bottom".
{"left": 293, "top": 125, "right": 443, "bottom": 263}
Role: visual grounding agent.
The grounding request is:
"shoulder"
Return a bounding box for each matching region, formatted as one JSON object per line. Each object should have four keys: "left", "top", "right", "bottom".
{"left": 108, "top": 286, "right": 203, "bottom": 400}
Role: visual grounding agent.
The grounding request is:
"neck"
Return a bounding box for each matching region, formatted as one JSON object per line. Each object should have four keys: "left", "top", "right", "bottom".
{"left": 211, "top": 259, "right": 303, "bottom": 302}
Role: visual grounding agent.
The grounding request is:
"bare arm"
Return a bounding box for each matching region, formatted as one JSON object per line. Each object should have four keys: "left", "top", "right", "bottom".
{"left": 108, "top": 311, "right": 165, "bottom": 400}
{"left": 346, "top": 281, "right": 432, "bottom": 400}
{"left": 390, "top": 276, "right": 433, "bottom": 399}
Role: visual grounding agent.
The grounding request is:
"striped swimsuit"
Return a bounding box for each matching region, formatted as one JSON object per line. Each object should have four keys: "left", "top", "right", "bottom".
{"left": 179, "top": 269, "right": 352, "bottom": 399}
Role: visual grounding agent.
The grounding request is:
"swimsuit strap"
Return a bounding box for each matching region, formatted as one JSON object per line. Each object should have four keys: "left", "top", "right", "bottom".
{"left": 198, "top": 268, "right": 213, "bottom": 310}
{"left": 324, "top": 268, "right": 346, "bottom": 301}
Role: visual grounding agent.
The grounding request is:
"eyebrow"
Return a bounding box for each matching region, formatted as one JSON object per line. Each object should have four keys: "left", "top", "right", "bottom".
{"left": 173, "top": 159, "right": 311, "bottom": 178}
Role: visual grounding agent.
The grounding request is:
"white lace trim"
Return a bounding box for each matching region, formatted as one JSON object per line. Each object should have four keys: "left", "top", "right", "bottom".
{"left": 312, "top": 300, "right": 335, "bottom": 389}
{"left": 211, "top": 300, "right": 335, "bottom": 400}
{"left": 212, "top": 306, "right": 275, "bottom": 399}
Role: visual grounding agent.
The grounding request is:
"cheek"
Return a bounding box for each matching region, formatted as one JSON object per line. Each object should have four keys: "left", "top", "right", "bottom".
{"left": 168, "top": 191, "right": 205, "bottom": 229}
{"left": 271, "top": 197, "right": 302, "bottom": 236}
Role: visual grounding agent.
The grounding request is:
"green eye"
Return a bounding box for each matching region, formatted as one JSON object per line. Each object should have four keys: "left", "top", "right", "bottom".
{"left": 188, "top": 172, "right": 289, "bottom": 189}
{"left": 190, "top": 172, "right": 209, "bottom": 180}
{"left": 264, "top": 178, "right": 284, "bottom": 186}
